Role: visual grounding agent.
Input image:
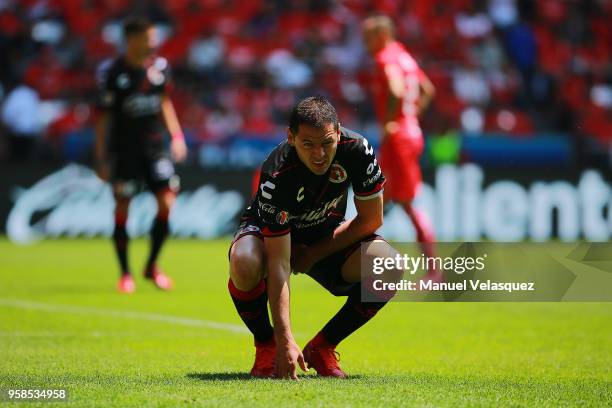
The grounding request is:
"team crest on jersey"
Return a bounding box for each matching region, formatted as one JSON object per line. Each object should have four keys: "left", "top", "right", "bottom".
{"left": 117, "top": 73, "right": 130, "bottom": 89}
{"left": 329, "top": 163, "right": 347, "bottom": 183}
{"left": 276, "top": 211, "right": 290, "bottom": 225}
{"left": 101, "top": 91, "right": 114, "bottom": 106}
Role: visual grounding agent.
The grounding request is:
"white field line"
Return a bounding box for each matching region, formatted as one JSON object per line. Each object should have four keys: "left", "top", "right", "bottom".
{"left": 0, "top": 330, "right": 133, "bottom": 337}
{"left": 0, "top": 298, "right": 249, "bottom": 335}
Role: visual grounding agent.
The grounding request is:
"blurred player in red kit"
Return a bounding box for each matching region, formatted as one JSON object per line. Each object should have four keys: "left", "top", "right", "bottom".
{"left": 362, "top": 15, "right": 439, "bottom": 279}
{"left": 94, "top": 17, "right": 187, "bottom": 293}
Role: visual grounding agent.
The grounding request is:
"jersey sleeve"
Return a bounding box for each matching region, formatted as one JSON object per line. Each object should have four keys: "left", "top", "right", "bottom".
{"left": 95, "top": 60, "right": 115, "bottom": 111}
{"left": 347, "top": 137, "right": 386, "bottom": 200}
{"left": 163, "top": 62, "right": 174, "bottom": 94}
{"left": 254, "top": 171, "right": 293, "bottom": 237}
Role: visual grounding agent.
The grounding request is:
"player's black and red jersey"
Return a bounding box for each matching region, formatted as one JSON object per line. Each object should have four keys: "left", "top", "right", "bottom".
{"left": 241, "top": 127, "right": 386, "bottom": 245}
{"left": 96, "top": 56, "right": 172, "bottom": 156}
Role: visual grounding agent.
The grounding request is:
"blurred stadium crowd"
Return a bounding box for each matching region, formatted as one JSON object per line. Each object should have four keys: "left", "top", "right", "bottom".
{"left": 0, "top": 0, "right": 610, "bottom": 165}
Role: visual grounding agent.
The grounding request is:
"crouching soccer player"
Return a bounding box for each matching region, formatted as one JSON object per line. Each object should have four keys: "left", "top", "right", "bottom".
{"left": 228, "top": 96, "right": 400, "bottom": 379}
{"left": 94, "top": 17, "right": 187, "bottom": 293}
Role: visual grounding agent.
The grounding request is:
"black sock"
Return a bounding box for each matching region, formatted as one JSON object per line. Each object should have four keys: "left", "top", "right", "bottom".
{"left": 113, "top": 222, "right": 129, "bottom": 275}
{"left": 146, "top": 216, "right": 169, "bottom": 273}
{"left": 321, "top": 284, "right": 390, "bottom": 346}
{"left": 228, "top": 279, "right": 274, "bottom": 343}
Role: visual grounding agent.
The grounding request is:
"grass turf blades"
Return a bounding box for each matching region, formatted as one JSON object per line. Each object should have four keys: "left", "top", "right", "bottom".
{"left": 0, "top": 238, "right": 610, "bottom": 407}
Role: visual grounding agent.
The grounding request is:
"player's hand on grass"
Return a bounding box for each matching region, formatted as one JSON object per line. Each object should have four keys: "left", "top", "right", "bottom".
{"left": 274, "top": 339, "right": 308, "bottom": 380}
{"left": 170, "top": 138, "right": 187, "bottom": 162}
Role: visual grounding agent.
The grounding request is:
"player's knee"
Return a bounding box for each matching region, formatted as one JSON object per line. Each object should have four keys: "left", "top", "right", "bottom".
{"left": 365, "top": 242, "right": 403, "bottom": 301}
{"left": 230, "top": 246, "right": 265, "bottom": 291}
{"left": 114, "top": 199, "right": 130, "bottom": 216}
{"left": 157, "top": 205, "right": 171, "bottom": 220}
{"left": 156, "top": 189, "right": 175, "bottom": 217}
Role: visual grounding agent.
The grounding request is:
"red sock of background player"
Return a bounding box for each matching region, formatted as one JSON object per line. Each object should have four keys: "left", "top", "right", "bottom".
{"left": 404, "top": 204, "right": 437, "bottom": 265}
{"left": 228, "top": 279, "right": 274, "bottom": 344}
{"left": 145, "top": 212, "right": 169, "bottom": 274}
{"left": 113, "top": 213, "right": 130, "bottom": 275}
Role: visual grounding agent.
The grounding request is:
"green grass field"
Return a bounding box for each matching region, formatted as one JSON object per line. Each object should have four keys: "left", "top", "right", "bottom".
{"left": 0, "top": 238, "right": 610, "bottom": 407}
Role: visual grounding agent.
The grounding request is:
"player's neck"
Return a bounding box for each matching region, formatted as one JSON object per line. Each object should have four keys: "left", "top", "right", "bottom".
{"left": 373, "top": 39, "right": 392, "bottom": 55}
{"left": 124, "top": 52, "right": 147, "bottom": 69}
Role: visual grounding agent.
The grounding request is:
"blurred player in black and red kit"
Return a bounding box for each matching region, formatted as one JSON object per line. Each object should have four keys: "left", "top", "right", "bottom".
{"left": 228, "top": 96, "right": 401, "bottom": 379}
{"left": 362, "top": 15, "right": 440, "bottom": 280}
{"left": 94, "top": 17, "right": 187, "bottom": 294}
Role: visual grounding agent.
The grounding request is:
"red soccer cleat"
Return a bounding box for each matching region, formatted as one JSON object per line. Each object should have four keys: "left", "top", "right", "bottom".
{"left": 250, "top": 338, "right": 276, "bottom": 378}
{"left": 144, "top": 265, "right": 174, "bottom": 291}
{"left": 303, "top": 332, "right": 347, "bottom": 378}
{"left": 117, "top": 274, "right": 135, "bottom": 294}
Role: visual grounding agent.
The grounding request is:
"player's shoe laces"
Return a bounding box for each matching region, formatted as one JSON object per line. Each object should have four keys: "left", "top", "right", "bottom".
{"left": 250, "top": 338, "right": 276, "bottom": 378}
{"left": 144, "top": 265, "right": 174, "bottom": 291}
{"left": 303, "top": 332, "right": 347, "bottom": 378}
{"left": 117, "top": 274, "right": 135, "bottom": 294}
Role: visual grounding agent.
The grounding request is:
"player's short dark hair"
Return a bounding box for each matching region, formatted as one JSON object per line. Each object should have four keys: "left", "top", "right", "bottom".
{"left": 289, "top": 96, "right": 339, "bottom": 134}
{"left": 123, "top": 16, "right": 152, "bottom": 39}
